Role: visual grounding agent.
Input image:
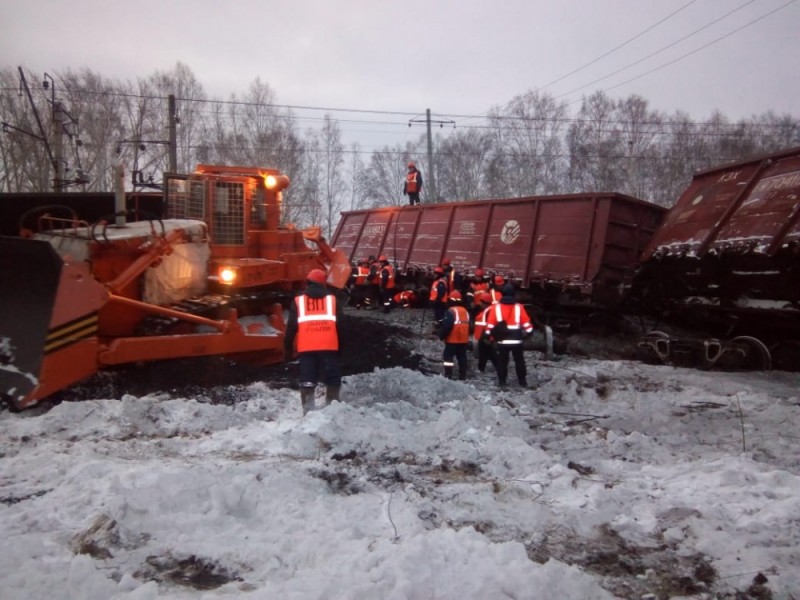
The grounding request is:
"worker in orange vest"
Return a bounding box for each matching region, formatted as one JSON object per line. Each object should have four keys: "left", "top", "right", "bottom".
{"left": 472, "top": 292, "right": 498, "bottom": 374}
{"left": 466, "top": 267, "right": 489, "bottom": 322}
{"left": 378, "top": 255, "right": 396, "bottom": 313}
{"left": 403, "top": 161, "right": 423, "bottom": 205}
{"left": 350, "top": 258, "right": 372, "bottom": 309}
{"left": 488, "top": 275, "right": 505, "bottom": 304}
{"left": 392, "top": 289, "right": 418, "bottom": 308}
{"left": 428, "top": 266, "right": 449, "bottom": 326}
{"left": 483, "top": 284, "right": 534, "bottom": 387}
{"left": 438, "top": 290, "right": 470, "bottom": 380}
{"left": 284, "top": 268, "right": 343, "bottom": 414}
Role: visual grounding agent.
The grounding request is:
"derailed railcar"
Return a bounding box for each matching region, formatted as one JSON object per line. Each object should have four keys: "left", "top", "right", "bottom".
{"left": 332, "top": 193, "right": 667, "bottom": 316}
{"left": 632, "top": 146, "right": 800, "bottom": 370}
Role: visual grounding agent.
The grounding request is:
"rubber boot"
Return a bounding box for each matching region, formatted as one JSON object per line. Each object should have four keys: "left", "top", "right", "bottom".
{"left": 300, "top": 386, "right": 316, "bottom": 415}
{"left": 444, "top": 366, "right": 454, "bottom": 380}
{"left": 325, "top": 385, "right": 341, "bottom": 406}
{"left": 458, "top": 366, "right": 467, "bottom": 381}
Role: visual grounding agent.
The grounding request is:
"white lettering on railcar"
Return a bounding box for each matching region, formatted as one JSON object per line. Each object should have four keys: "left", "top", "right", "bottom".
{"left": 500, "top": 220, "right": 521, "bottom": 245}
{"left": 718, "top": 171, "right": 740, "bottom": 183}
{"left": 363, "top": 224, "right": 386, "bottom": 237}
{"left": 458, "top": 221, "right": 476, "bottom": 235}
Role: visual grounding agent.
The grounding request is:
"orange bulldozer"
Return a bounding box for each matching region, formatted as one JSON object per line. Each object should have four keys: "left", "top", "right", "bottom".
{"left": 0, "top": 164, "right": 351, "bottom": 410}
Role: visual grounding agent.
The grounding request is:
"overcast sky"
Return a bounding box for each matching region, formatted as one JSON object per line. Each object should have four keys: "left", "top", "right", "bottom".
{"left": 3, "top": 0, "right": 798, "bottom": 151}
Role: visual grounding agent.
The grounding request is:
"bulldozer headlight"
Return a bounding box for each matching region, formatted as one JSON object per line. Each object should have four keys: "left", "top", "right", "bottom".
{"left": 264, "top": 174, "right": 290, "bottom": 191}
{"left": 219, "top": 266, "right": 237, "bottom": 284}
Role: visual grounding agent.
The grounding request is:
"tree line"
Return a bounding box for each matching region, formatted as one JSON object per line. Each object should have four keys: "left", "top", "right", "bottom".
{"left": 2, "top": 63, "right": 798, "bottom": 238}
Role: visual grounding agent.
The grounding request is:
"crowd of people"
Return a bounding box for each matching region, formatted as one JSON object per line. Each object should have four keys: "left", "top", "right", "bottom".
{"left": 284, "top": 257, "right": 535, "bottom": 414}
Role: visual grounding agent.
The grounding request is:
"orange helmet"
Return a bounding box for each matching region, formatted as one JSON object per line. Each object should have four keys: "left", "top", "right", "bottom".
{"left": 494, "top": 275, "right": 505, "bottom": 286}
{"left": 408, "top": 161, "right": 416, "bottom": 169}
{"left": 307, "top": 269, "right": 327, "bottom": 284}
{"left": 379, "top": 255, "right": 388, "bottom": 262}
{"left": 449, "top": 290, "right": 462, "bottom": 301}
{"left": 434, "top": 267, "right": 444, "bottom": 275}
{"left": 475, "top": 268, "right": 485, "bottom": 277}
{"left": 442, "top": 258, "right": 451, "bottom": 266}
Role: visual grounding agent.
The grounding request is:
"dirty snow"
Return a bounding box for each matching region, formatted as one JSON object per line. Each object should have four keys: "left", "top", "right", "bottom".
{"left": 1, "top": 313, "right": 799, "bottom": 599}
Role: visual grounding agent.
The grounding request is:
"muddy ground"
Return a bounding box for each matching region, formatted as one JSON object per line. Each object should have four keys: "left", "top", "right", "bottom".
{"left": 54, "top": 303, "right": 643, "bottom": 405}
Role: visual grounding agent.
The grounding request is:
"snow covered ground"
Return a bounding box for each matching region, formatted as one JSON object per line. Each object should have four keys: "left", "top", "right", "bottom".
{"left": 1, "top": 310, "right": 799, "bottom": 599}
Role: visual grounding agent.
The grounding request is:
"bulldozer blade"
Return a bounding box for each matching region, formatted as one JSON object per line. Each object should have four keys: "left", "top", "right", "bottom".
{"left": 0, "top": 236, "right": 61, "bottom": 407}
{"left": 326, "top": 248, "right": 352, "bottom": 289}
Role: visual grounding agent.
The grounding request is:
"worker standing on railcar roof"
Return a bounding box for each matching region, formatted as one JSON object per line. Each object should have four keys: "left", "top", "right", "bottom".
{"left": 483, "top": 284, "right": 533, "bottom": 388}
{"left": 438, "top": 291, "right": 470, "bottom": 380}
{"left": 284, "top": 269, "right": 343, "bottom": 415}
{"left": 403, "top": 161, "right": 423, "bottom": 206}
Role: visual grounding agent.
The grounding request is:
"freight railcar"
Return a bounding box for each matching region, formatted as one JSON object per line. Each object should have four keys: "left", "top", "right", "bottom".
{"left": 332, "top": 192, "right": 667, "bottom": 321}
{"left": 632, "top": 146, "right": 800, "bottom": 371}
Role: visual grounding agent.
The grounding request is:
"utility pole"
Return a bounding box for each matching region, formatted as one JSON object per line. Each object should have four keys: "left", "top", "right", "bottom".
{"left": 409, "top": 109, "right": 455, "bottom": 204}
{"left": 425, "top": 109, "right": 436, "bottom": 203}
{"left": 168, "top": 94, "right": 177, "bottom": 173}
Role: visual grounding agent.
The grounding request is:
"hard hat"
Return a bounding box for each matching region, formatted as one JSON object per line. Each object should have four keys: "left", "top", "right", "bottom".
{"left": 307, "top": 269, "right": 327, "bottom": 284}
{"left": 442, "top": 258, "right": 451, "bottom": 266}
{"left": 407, "top": 161, "right": 416, "bottom": 168}
{"left": 379, "top": 255, "right": 389, "bottom": 262}
{"left": 475, "top": 268, "right": 485, "bottom": 277}
{"left": 494, "top": 275, "right": 505, "bottom": 286}
{"left": 434, "top": 267, "right": 444, "bottom": 275}
{"left": 479, "top": 292, "right": 493, "bottom": 304}
{"left": 449, "top": 290, "right": 462, "bottom": 301}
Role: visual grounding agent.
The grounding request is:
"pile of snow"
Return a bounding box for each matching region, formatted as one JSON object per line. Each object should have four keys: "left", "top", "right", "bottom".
{"left": 2, "top": 350, "right": 799, "bottom": 599}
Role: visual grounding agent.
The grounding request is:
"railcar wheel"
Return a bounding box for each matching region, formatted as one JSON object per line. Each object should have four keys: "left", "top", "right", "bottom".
{"left": 636, "top": 331, "right": 671, "bottom": 365}
{"left": 769, "top": 341, "right": 800, "bottom": 372}
{"left": 724, "top": 336, "right": 772, "bottom": 371}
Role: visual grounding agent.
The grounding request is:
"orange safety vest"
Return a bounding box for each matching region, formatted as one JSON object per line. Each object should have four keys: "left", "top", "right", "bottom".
{"left": 488, "top": 288, "right": 502, "bottom": 304}
{"left": 354, "top": 265, "right": 370, "bottom": 285}
{"left": 295, "top": 294, "right": 339, "bottom": 352}
{"left": 429, "top": 279, "right": 449, "bottom": 303}
{"left": 473, "top": 305, "right": 492, "bottom": 341}
{"left": 445, "top": 306, "right": 470, "bottom": 344}
{"left": 394, "top": 290, "right": 414, "bottom": 304}
{"left": 470, "top": 280, "right": 489, "bottom": 306}
{"left": 406, "top": 171, "right": 419, "bottom": 193}
{"left": 485, "top": 302, "right": 534, "bottom": 344}
{"left": 381, "top": 264, "right": 396, "bottom": 289}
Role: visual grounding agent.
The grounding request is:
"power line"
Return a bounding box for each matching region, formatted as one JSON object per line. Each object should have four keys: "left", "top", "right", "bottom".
{"left": 556, "top": 0, "right": 757, "bottom": 99}
{"left": 541, "top": 0, "right": 698, "bottom": 90}
{"left": 568, "top": 0, "right": 798, "bottom": 103}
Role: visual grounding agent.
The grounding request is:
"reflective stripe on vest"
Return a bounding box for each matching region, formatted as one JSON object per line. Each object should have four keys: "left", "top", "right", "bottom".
{"left": 446, "top": 306, "right": 470, "bottom": 344}
{"left": 406, "top": 171, "right": 419, "bottom": 193}
{"left": 295, "top": 294, "right": 338, "bottom": 352}
{"left": 473, "top": 306, "right": 491, "bottom": 340}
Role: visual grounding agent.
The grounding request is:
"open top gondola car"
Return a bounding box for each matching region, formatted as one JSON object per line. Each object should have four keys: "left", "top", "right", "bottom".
{"left": 332, "top": 193, "right": 667, "bottom": 324}
{"left": 632, "top": 146, "right": 800, "bottom": 370}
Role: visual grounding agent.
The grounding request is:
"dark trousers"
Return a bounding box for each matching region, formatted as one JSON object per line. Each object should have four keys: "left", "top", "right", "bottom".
{"left": 299, "top": 351, "right": 341, "bottom": 387}
{"left": 408, "top": 193, "right": 420, "bottom": 206}
{"left": 380, "top": 287, "right": 394, "bottom": 312}
{"left": 477, "top": 340, "right": 498, "bottom": 372}
{"left": 443, "top": 343, "right": 468, "bottom": 379}
{"left": 496, "top": 343, "right": 526, "bottom": 386}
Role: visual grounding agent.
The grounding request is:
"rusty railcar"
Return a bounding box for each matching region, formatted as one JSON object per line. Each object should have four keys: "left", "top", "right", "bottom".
{"left": 633, "top": 146, "right": 800, "bottom": 370}
{"left": 332, "top": 192, "right": 667, "bottom": 311}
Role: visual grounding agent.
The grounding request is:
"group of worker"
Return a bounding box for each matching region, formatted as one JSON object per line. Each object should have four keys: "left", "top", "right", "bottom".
{"left": 287, "top": 257, "right": 534, "bottom": 414}
{"left": 429, "top": 261, "right": 534, "bottom": 388}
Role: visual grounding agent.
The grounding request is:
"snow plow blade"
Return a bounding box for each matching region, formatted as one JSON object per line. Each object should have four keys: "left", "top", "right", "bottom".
{"left": 0, "top": 236, "right": 62, "bottom": 408}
